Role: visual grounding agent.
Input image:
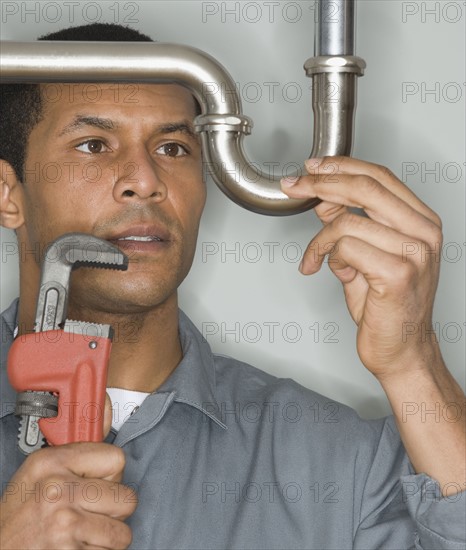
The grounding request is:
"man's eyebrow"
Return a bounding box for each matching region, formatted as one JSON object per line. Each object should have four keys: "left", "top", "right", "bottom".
{"left": 158, "top": 121, "right": 198, "bottom": 140}
{"left": 58, "top": 117, "right": 198, "bottom": 140}
{"left": 58, "top": 115, "right": 117, "bottom": 136}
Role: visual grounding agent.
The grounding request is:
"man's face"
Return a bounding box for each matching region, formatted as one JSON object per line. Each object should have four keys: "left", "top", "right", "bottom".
{"left": 19, "top": 83, "right": 205, "bottom": 315}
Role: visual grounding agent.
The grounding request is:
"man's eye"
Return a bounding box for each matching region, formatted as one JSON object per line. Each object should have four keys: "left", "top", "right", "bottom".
{"left": 75, "top": 140, "right": 108, "bottom": 154}
{"left": 156, "top": 143, "right": 188, "bottom": 157}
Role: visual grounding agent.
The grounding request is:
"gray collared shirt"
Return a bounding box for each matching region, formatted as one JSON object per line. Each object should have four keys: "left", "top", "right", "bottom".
{"left": 1, "top": 299, "right": 465, "bottom": 549}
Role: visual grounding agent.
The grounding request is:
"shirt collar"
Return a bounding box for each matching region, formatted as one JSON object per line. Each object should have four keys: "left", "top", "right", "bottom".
{"left": 0, "top": 299, "right": 226, "bottom": 428}
{"left": 0, "top": 299, "right": 19, "bottom": 419}
{"left": 158, "top": 309, "right": 226, "bottom": 429}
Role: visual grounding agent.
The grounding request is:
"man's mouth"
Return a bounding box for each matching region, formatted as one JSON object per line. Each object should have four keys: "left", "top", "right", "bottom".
{"left": 107, "top": 225, "right": 172, "bottom": 255}
{"left": 116, "top": 236, "right": 164, "bottom": 242}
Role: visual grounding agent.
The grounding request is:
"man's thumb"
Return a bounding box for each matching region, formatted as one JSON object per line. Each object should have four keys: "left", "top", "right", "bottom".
{"left": 103, "top": 392, "right": 113, "bottom": 438}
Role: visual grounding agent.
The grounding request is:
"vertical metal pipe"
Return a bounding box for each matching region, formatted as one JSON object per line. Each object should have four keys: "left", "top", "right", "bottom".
{"left": 316, "top": 0, "right": 355, "bottom": 56}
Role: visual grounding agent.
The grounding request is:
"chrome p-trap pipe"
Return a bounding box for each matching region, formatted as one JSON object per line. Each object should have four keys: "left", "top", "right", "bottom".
{"left": 0, "top": 1, "right": 365, "bottom": 215}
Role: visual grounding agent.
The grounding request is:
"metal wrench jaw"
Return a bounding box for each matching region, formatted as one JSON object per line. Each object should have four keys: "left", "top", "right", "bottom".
{"left": 15, "top": 392, "right": 59, "bottom": 454}
{"left": 35, "top": 233, "right": 128, "bottom": 332}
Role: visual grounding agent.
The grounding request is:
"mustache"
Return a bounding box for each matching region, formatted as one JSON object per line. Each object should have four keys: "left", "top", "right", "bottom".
{"left": 94, "top": 206, "right": 179, "bottom": 237}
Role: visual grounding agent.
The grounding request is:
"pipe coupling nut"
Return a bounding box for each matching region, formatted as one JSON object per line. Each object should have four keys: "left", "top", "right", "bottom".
{"left": 304, "top": 55, "right": 366, "bottom": 77}
{"left": 194, "top": 114, "right": 253, "bottom": 135}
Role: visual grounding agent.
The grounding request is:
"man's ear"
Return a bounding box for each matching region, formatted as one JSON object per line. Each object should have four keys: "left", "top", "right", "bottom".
{"left": 0, "top": 160, "right": 25, "bottom": 230}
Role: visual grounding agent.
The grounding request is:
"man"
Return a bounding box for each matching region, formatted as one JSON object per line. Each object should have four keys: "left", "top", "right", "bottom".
{"left": 0, "top": 23, "right": 464, "bottom": 549}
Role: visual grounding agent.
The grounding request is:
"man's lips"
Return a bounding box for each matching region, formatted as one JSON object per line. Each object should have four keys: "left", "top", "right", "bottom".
{"left": 115, "top": 235, "right": 163, "bottom": 242}
{"left": 106, "top": 225, "right": 172, "bottom": 253}
{"left": 108, "top": 224, "right": 171, "bottom": 242}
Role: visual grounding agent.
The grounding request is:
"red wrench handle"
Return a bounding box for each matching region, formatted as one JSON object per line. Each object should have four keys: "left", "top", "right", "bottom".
{"left": 7, "top": 330, "right": 111, "bottom": 446}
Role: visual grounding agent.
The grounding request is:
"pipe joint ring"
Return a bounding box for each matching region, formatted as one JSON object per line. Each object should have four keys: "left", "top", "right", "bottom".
{"left": 304, "top": 55, "right": 366, "bottom": 77}
{"left": 194, "top": 114, "right": 253, "bottom": 135}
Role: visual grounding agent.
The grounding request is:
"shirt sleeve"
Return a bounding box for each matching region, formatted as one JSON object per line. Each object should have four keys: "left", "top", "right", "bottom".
{"left": 353, "top": 417, "right": 465, "bottom": 549}
{"left": 402, "top": 473, "right": 466, "bottom": 550}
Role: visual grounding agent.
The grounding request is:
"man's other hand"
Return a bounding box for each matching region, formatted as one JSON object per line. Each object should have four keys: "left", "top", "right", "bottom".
{"left": 0, "top": 442, "right": 137, "bottom": 549}
{"left": 281, "top": 156, "right": 443, "bottom": 381}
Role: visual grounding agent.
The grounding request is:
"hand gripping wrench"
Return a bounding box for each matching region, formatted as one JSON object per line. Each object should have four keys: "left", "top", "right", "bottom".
{"left": 7, "top": 233, "right": 128, "bottom": 454}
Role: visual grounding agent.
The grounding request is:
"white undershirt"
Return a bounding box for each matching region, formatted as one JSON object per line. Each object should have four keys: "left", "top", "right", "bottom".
{"left": 106, "top": 387, "right": 150, "bottom": 432}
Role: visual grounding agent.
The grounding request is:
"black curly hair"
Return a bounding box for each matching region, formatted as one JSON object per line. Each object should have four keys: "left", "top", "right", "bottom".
{"left": 0, "top": 23, "right": 154, "bottom": 182}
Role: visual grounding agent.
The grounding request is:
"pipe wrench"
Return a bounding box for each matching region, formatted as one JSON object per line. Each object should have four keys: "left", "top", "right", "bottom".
{"left": 7, "top": 233, "right": 128, "bottom": 454}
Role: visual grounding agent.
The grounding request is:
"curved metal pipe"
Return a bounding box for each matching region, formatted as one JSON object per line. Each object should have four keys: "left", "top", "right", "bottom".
{"left": 0, "top": 8, "right": 365, "bottom": 215}
{"left": 199, "top": 58, "right": 364, "bottom": 215}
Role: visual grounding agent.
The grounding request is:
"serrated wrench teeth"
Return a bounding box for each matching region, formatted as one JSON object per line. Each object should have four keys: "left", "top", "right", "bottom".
{"left": 36, "top": 233, "right": 128, "bottom": 332}
{"left": 16, "top": 390, "right": 58, "bottom": 455}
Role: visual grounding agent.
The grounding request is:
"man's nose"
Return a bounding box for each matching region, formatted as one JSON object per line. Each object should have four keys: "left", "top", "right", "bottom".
{"left": 112, "top": 150, "right": 167, "bottom": 202}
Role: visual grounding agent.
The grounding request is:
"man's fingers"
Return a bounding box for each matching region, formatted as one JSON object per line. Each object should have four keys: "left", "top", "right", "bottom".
{"left": 67, "top": 443, "right": 125, "bottom": 481}
{"left": 78, "top": 513, "right": 132, "bottom": 550}
{"left": 281, "top": 156, "right": 442, "bottom": 232}
{"left": 50, "top": 508, "right": 132, "bottom": 550}
{"left": 308, "top": 156, "right": 441, "bottom": 227}
{"left": 300, "top": 213, "right": 423, "bottom": 275}
{"left": 318, "top": 235, "right": 412, "bottom": 292}
{"left": 284, "top": 170, "right": 439, "bottom": 241}
{"left": 314, "top": 201, "right": 349, "bottom": 225}
{"left": 4, "top": 442, "right": 135, "bottom": 549}
{"left": 332, "top": 269, "right": 368, "bottom": 324}
{"left": 66, "top": 477, "right": 138, "bottom": 519}
{"left": 281, "top": 177, "right": 349, "bottom": 225}
{"left": 26, "top": 443, "right": 125, "bottom": 483}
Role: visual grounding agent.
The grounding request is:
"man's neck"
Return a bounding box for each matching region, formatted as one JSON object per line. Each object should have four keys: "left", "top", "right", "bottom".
{"left": 104, "top": 303, "right": 182, "bottom": 393}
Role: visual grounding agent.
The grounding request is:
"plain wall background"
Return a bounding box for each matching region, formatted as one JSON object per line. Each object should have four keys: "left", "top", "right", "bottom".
{"left": 1, "top": 0, "right": 464, "bottom": 418}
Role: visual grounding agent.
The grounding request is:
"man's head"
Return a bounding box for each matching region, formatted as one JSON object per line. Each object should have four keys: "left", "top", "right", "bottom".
{"left": 0, "top": 23, "right": 206, "bottom": 322}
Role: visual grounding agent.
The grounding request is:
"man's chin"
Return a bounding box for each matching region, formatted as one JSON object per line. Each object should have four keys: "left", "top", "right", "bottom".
{"left": 68, "top": 279, "right": 177, "bottom": 318}
{"left": 98, "top": 292, "right": 175, "bottom": 314}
